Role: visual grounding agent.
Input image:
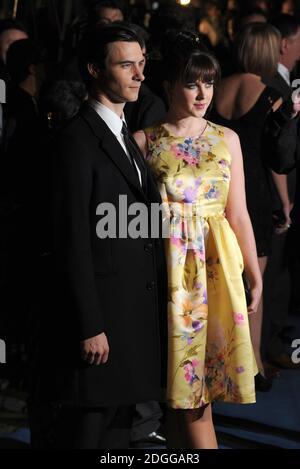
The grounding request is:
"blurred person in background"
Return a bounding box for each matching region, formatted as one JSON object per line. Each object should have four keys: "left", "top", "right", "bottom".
{"left": 214, "top": 23, "right": 287, "bottom": 391}
{"left": 0, "top": 38, "right": 44, "bottom": 388}
{"left": 0, "top": 19, "right": 28, "bottom": 144}
{"left": 87, "top": 0, "right": 125, "bottom": 27}
{"left": 0, "top": 19, "right": 28, "bottom": 65}
{"left": 262, "top": 13, "right": 300, "bottom": 370}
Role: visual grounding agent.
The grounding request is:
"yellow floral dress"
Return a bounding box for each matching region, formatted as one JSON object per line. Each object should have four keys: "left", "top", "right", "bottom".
{"left": 145, "top": 121, "right": 257, "bottom": 409}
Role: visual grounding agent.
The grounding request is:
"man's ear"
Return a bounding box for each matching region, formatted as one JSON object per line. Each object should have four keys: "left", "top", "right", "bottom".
{"left": 280, "top": 37, "right": 289, "bottom": 55}
{"left": 28, "top": 64, "right": 36, "bottom": 76}
{"left": 87, "top": 63, "right": 101, "bottom": 79}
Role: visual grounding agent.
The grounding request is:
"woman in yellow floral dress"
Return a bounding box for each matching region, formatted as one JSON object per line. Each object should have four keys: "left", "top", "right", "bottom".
{"left": 134, "top": 31, "right": 262, "bottom": 449}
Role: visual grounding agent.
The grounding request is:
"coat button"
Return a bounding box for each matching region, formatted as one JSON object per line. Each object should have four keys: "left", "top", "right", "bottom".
{"left": 144, "top": 242, "right": 153, "bottom": 253}
{"left": 146, "top": 281, "right": 155, "bottom": 291}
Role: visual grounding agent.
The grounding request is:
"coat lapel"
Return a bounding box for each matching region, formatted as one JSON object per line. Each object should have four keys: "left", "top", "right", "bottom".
{"left": 80, "top": 103, "right": 145, "bottom": 197}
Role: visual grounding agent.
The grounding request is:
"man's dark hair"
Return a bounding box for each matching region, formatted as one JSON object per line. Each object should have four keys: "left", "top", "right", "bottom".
{"left": 232, "top": 7, "right": 268, "bottom": 36}
{"left": 87, "top": 0, "right": 126, "bottom": 27}
{"left": 88, "top": 0, "right": 125, "bottom": 10}
{"left": 78, "top": 23, "right": 143, "bottom": 88}
{"left": 6, "top": 39, "right": 41, "bottom": 85}
{"left": 241, "top": 7, "right": 268, "bottom": 20}
{"left": 271, "top": 14, "right": 300, "bottom": 39}
{"left": 0, "top": 18, "right": 27, "bottom": 36}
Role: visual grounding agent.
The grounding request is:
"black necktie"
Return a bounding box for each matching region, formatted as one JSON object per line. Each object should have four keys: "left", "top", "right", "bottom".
{"left": 121, "top": 122, "right": 146, "bottom": 191}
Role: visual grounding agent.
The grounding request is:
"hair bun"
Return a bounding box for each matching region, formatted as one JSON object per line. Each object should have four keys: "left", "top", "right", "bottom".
{"left": 161, "top": 29, "right": 205, "bottom": 60}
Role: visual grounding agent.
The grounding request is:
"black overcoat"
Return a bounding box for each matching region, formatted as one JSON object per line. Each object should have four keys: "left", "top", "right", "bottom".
{"left": 38, "top": 103, "right": 167, "bottom": 407}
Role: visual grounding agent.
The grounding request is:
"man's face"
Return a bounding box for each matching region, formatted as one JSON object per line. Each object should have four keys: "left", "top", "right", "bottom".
{"left": 97, "top": 7, "right": 124, "bottom": 25}
{"left": 285, "top": 27, "right": 300, "bottom": 71}
{"left": 255, "top": 0, "right": 269, "bottom": 11}
{"left": 100, "top": 41, "right": 145, "bottom": 104}
{"left": 0, "top": 28, "right": 28, "bottom": 62}
{"left": 281, "top": 0, "right": 294, "bottom": 15}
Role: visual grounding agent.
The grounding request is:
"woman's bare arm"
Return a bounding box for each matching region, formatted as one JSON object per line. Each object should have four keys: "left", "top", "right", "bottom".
{"left": 224, "top": 127, "right": 262, "bottom": 314}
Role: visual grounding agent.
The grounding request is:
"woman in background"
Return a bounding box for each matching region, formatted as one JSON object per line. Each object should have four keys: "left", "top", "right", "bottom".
{"left": 214, "top": 23, "right": 290, "bottom": 389}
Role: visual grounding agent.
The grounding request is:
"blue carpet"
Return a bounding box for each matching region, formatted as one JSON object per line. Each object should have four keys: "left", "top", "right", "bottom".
{"left": 215, "top": 424, "right": 300, "bottom": 449}
{"left": 213, "top": 315, "right": 300, "bottom": 448}
{"left": 214, "top": 368, "right": 300, "bottom": 433}
{"left": 0, "top": 428, "right": 30, "bottom": 444}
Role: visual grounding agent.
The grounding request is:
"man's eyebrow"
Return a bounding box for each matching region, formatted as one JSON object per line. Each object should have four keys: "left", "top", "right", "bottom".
{"left": 116, "top": 58, "right": 146, "bottom": 65}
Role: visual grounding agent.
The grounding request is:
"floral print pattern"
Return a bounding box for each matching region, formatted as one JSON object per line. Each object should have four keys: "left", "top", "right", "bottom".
{"left": 145, "top": 122, "right": 257, "bottom": 409}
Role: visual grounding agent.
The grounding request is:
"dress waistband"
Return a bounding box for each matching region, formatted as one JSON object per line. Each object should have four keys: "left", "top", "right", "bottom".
{"left": 162, "top": 202, "right": 225, "bottom": 220}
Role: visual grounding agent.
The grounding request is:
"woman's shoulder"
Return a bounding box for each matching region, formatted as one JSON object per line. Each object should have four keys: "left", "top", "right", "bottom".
{"left": 144, "top": 121, "right": 165, "bottom": 134}
{"left": 142, "top": 122, "right": 169, "bottom": 143}
{"left": 206, "top": 120, "right": 230, "bottom": 138}
{"left": 239, "top": 73, "right": 266, "bottom": 97}
{"left": 217, "top": 73, "right": 269, "bottom": 120}
{"left": 222, "top": 126, "right": 240, "bottom": 143}
{"left": 220, "top": 73, "right": 266, "bottom": 95}
{"left": 222, "top": 127, "right": 241, "bottom": 160}
{"left": 208, "top": 120, "right": 240, "bottom": 145}
{"left": 134, "top": 123, "right": 165, "bottom": 157}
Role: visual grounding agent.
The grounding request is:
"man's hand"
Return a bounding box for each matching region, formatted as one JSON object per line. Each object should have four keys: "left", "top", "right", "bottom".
{"left": 80, "top": 333, "right": 109, "bottom": 365}
{"left": 275, "top": 202, "right": 293, "bottom": 234}
{"left": 291, "top": 102, "right": 300, "bottom": 118}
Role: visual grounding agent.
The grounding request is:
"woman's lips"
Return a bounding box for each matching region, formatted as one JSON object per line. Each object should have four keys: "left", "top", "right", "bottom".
{"left": 194, "top": 103, "right": 206, "bottom": 109}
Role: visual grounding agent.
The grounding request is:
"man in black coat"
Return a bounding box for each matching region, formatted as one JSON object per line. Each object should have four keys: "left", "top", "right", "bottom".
{"left": 34, "top": 24, "right": 166, "bottom": 449}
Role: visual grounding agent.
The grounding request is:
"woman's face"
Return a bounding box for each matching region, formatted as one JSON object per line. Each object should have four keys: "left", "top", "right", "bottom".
{"left": 169, "top": 79, "right": 214, "bottom": 118}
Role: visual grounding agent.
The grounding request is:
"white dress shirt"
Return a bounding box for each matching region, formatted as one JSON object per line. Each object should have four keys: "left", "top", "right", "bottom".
{"left": 278, "top": 63, "right": 291, "bottom": 86}
{"left": 88, "top": 98, "right": 142, "bottom": 186}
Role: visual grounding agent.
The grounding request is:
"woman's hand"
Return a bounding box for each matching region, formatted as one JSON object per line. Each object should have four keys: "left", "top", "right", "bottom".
{"left": 247, "top": 283, "right": 262, "bottom": 315}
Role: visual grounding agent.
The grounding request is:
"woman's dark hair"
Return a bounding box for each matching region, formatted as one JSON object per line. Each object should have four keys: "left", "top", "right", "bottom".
{"left": 161, "top": 30, "right": 221, "bottom": 87}
{"left": 148, "top": 4, "right": 196, "bottom": 50}
{"left": 40, "top": 80, "right": 87, "bottom": 130}
{"left": 78, "top": 23, "right": 144, "bottom": 87}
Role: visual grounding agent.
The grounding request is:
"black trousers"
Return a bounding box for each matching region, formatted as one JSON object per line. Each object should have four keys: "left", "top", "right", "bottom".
{"left": 262, "top": 230, "right": 290, "bottom": 359}
{"left": 131, "top": 402, "right": 162, "bottom": 442}
{"left": 30, "top": 403, "right": 133, "bottom": 449}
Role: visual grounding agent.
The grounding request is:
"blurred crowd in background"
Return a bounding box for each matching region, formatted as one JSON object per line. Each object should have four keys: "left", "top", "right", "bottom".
{"left": 0, "top": 0, "right": 300, "bottom": 447}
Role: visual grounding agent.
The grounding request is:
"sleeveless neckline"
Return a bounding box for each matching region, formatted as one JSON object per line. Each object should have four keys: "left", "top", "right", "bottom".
{"left": 159, "top": 120, "right": 211, "bottom": 139}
